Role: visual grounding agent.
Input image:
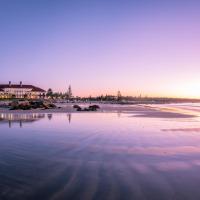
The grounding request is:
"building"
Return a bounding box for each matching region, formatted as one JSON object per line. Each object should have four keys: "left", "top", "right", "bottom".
{"left": 0, "top": 82, "right": 46, "bottom": 99}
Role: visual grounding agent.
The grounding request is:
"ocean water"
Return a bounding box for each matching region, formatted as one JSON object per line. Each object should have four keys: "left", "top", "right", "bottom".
{"left": 1, "top": 112, "right": 200, "bottom": 199}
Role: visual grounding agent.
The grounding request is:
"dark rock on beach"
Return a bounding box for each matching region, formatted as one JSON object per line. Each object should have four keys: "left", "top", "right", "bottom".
{"left": 73, "top": 104, "right": 100, "bottom": 111}
{"left": 9, "top": 100, "right": 57, "bottom": 110}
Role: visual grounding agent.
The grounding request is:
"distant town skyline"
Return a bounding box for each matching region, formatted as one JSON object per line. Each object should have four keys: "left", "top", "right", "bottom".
{"left": 1, "top": 1, "right": 200, "bottom": 98}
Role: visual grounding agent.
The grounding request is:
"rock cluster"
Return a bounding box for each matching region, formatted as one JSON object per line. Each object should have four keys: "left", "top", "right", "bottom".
{"left": 10, "top": 100, "right": 57, "bottom": 110}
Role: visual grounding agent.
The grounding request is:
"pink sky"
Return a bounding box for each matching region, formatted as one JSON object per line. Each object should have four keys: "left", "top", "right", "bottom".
{"left": 1, "top": 1, "right": 200, "bottom": 98}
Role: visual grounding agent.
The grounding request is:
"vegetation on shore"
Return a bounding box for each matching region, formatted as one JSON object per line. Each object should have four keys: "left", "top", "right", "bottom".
{"left": 1, "top": 84, "right": 200, "bottom": 105}
{"left": 44, "top": 87, "right": 200, "bottom": 104}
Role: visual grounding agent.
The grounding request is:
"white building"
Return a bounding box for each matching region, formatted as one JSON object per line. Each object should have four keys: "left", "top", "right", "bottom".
{"left": 0, "top": 82, "right": 46, "bottom": 99}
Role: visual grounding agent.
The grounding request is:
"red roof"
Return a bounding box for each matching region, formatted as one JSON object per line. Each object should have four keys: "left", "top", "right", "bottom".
{"left": 0, "top": 84, "right": 46, "bottom": 92}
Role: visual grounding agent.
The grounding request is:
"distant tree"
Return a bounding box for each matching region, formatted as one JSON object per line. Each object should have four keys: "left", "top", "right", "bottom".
{"left": 117, "top": 90, "right": 122, "bottom": 101}
{"left": 100, "top": 95, "right": 104, "bottom": 101}
{"left": 53, "top": 92, "right": 60, "bottom": 99}
{"left": 61, "top": 93, "right": 65, "bottom": 99}
{"left": 68, "top": 85, "right": 72, "bottom": 98}
{"left": 66, "top": 85, "right": 72, "bottom": 100}
{"left": 46, "top": 88, "right": 53, "bottom": 98}
{"left": 59, "top": 92, "right": 62, "bottom": 99}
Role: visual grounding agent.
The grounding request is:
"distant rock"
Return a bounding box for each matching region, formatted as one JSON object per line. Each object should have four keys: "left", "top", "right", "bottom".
{"left": 73, "top": 105, "right": 81, "bottom": 109}
{"left": 73, "top": 104, "right": 100, "bottom": 111}
{"left": 88, "top": 105, "right": 100, "bottom": 111}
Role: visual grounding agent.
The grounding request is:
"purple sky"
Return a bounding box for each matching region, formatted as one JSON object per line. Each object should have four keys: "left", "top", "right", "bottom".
{"left": 1, "top": 0, "right": 200, "bottom": 97}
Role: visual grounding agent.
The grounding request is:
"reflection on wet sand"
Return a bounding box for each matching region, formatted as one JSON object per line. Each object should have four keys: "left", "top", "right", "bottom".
{"left": 0, "top": 113, "right": 72, "bottom": 128}
{"left": 47, "top": 113, "right": 53, "bottom": 120}
{"left": 1, "top": 112, "right": 200, "bottom": 199}
{"left": 117, "top": 111, "right": 122, "bottom": 118}
{"left": 67, "top": 113, "right": 72, "bottom": 123}
{"left": 162, "top": 128, "right": 200, "bottom": 132}
{"left": 0, "top": 113, "right": 46, "bottom": 122}
{"left": 0, "top": 113, "right": 45, "bottom": 128}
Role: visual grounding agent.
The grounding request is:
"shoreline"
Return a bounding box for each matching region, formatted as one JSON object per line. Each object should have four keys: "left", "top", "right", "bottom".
{"left": 0, "top": 104, "right": 197, "bottom": 118}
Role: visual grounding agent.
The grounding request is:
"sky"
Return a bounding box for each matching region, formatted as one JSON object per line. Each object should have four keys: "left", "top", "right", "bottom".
{"left": 0, "top": 0, "right": 200, "bottom": 98}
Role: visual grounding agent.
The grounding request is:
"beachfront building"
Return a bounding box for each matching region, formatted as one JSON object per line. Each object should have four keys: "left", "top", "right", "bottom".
{"left": 0, "top": 82, "right": 46, "bottom": 99}
{"left": 0, "top": 88, "right": 5, "bottom": 99}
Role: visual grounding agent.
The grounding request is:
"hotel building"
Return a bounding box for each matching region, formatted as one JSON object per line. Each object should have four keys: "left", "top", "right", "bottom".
{"left": 0, "top": 82, "right": 46, "bottom": 99}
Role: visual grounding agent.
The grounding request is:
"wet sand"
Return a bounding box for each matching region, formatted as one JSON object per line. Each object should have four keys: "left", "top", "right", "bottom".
{"left": 1, "top": 112, "right": 200, "bottom": 199}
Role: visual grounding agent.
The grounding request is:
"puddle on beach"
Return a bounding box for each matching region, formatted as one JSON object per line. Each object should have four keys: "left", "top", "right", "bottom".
{"left": 1, "top": 111, "right": 200, "bottom": 199}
